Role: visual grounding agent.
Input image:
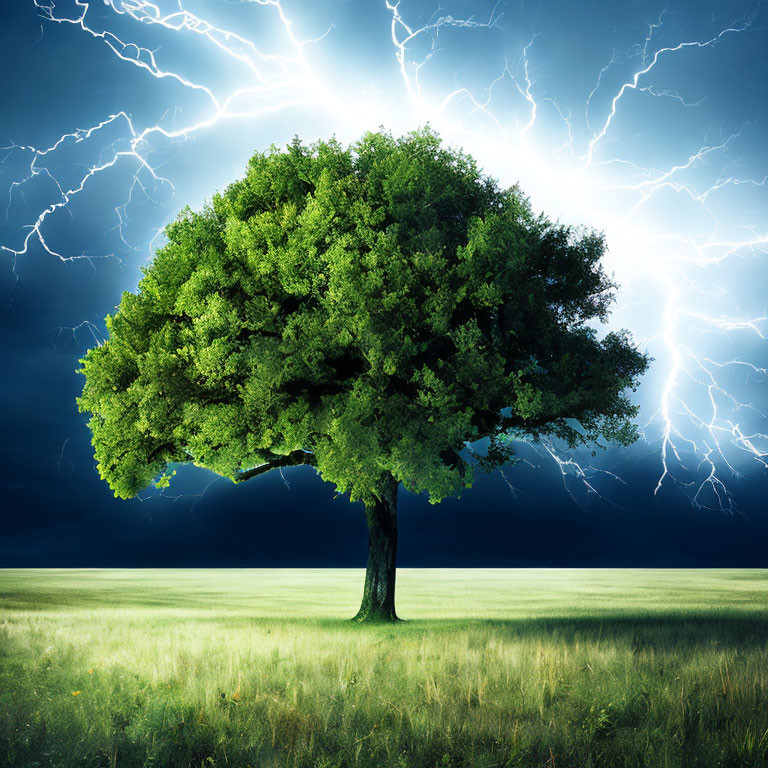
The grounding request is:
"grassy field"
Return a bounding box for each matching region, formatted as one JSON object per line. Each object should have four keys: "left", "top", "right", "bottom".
{"left": 1, "top": 569, "right": 767, "bottom": 768}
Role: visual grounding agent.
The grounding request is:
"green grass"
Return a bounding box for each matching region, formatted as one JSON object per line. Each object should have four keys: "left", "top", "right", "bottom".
{"left": 1, "top": 569, "right": 767, "bottom": 768}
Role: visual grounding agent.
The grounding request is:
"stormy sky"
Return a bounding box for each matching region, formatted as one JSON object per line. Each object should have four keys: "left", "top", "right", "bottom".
{"left": 1, "top": 0, "right": 767, "bottom": 567}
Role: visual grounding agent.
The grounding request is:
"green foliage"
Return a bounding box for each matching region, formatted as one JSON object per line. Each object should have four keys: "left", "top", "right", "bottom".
{"left": 78, "top": 127, "right": 648, "bottom": 501}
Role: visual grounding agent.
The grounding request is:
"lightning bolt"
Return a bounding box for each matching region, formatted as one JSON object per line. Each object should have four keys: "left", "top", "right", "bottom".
{"left": 3, "top": 0, "right": 767, "bottom": 512}
{"left": 2, "top": 0, "right": 337, "bottom": 268}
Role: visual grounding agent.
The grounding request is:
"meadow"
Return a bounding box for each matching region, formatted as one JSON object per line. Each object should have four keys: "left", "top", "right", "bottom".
{"left": 1, "top": 568, "right": 767, "bottom": 768}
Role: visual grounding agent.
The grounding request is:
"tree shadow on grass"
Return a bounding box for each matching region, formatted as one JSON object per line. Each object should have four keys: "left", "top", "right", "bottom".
{"left": 250, "top": 612, "right": 768, "bottom": 651}
{"left": 454, "top": 613, "right": 768, "bottom": 650}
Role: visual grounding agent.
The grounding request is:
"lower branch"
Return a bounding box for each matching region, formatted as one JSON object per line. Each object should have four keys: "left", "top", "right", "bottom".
{"left": 235, "top": 450, "right": 315, "bottom": 483}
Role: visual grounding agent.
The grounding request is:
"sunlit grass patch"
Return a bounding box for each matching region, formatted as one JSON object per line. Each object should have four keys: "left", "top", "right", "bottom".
{"left": 1, "top": 569, "right": 767, "bottom": 767}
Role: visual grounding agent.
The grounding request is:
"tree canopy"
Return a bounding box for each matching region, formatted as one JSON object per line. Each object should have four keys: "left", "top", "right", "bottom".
{"left": 78, "top": 127, "right": 649, "bottom": 507}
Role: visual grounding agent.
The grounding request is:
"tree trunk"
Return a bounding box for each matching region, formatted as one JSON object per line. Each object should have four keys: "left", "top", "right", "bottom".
{"left": 353, "top": 473, "right": 399, "bottom": 622}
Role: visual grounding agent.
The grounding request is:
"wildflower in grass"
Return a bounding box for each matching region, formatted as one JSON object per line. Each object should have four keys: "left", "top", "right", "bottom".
{"left": 72, "top": 691, "right": 81, "bottom": 696}
{"left": 88, "top": 668, "right": 93, "bottom": 675}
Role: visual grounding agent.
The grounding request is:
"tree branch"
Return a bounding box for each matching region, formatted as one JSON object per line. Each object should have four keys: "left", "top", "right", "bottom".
{"left": 235, "top": 450, "right": 315, "bottom": 483}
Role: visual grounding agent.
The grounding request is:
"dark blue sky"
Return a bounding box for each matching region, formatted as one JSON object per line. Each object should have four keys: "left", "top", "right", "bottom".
{"left": 1, "top": 0, "right": 767, "bottom": 567}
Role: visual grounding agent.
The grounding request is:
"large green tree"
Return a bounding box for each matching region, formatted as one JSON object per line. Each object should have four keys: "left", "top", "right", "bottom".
{"left": 79, "top": 128, "right": 648, "bottom": 620}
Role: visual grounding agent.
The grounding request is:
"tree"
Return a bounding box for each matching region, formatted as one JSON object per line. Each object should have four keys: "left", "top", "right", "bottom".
{"left": 78, "top": 128, "right": 649, "bottom": 621}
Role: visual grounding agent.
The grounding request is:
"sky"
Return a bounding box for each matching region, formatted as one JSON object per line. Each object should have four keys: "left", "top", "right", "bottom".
{"left": 1, "top": 0, "right": 767, "bottom": 567}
